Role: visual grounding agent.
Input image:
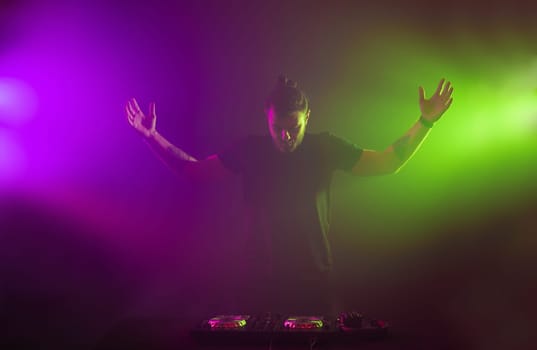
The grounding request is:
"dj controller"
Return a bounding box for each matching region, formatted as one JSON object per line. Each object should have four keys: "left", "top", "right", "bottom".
{"left": 190, "top": 312, "right": 389, "bottom": 346}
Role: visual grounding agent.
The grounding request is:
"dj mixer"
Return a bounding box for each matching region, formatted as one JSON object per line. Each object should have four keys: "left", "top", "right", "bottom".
{"left": 190, "top": 312, "right": 389, "bottom": 346}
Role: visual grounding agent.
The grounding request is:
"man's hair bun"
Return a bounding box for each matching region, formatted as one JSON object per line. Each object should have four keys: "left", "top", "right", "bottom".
{"left": 265, "top": 74, "right": 309, "bottom": 115}
{"left": 277, "top": 74, "right": 298, "bottom": 88}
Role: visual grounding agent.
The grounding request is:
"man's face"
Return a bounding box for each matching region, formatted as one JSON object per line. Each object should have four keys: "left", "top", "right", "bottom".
{"left": 266, "top": 106, "right": 310, "bottom": 153}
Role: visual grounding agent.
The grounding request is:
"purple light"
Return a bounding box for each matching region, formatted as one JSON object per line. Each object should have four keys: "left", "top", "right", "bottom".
{"left": 0, "top": 78, "right": 37, "bottom": 126}
{"left": 0, "top": 129, "right": 26, "bottom": 183}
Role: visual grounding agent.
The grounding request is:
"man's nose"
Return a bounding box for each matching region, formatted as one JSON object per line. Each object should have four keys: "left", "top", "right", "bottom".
{"left": 281, "top": 130, "right": 291, "bottom": 141}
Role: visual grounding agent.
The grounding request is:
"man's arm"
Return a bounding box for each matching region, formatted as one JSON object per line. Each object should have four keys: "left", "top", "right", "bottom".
{"left": 144, "top": 131, "right": 231, "bottom": 182}
{"left": 351, "top": 79, "right": 453, "bottom": 176}
{"left": 126, "top": 98, "right": 233, "bottom": 182}
{"left": 352, "top": 119, "right": 431, "bottom": 176}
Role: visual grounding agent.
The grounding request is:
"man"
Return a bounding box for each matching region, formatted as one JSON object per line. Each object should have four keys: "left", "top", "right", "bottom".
{"left": 125, "top": 76, "right": 453, "bottom": 314}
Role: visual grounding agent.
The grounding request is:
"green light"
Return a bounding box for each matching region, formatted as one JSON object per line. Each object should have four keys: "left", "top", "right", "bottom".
{"left": 322, "top": 24, "right": 537, "bottom": 246}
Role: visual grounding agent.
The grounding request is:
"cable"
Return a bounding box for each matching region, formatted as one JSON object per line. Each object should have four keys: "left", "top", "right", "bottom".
{"left": 309, "top": 336, "right": 318, "bottom": 349}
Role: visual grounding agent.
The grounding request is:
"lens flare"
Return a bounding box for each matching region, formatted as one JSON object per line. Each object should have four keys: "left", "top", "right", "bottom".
{"left": 0, "top": 129, "right": 26, "bottom": 183}
{"left": 0, "top": 78, "right": 38, "bottom": 126}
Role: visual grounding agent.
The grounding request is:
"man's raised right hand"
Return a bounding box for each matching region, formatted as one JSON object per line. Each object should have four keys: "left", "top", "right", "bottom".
{"left": 126, "top": 98, "right": 157, "bottom": 139}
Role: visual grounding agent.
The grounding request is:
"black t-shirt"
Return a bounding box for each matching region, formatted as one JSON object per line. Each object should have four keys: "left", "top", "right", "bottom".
{"left": 218, "top": 132, "right": 362, "bottom": 277}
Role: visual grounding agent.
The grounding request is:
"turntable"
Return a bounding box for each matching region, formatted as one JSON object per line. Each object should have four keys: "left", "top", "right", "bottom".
{"left": 190, "top": 311, "right": 389, "bottom": 346}
{"left": 207, "top": 315, "right": 250, "bottom": 329}
{"left": 283, "top": 316, "right": 324, "bottom": 330}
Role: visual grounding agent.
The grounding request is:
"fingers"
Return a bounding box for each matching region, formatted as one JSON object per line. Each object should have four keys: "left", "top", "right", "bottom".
{"left": 418, "top": 86, "right": 425, "bottom": 102}
{"left": 440, "top": 83, "right": 453, "bottom": 111}
{"left": 125, "top": 100, "right": 136, "bottom": 125}
{"left": 440, "top": 81, "right": 452, "bottom": 97}
{"left": 432, "top": 79, "right": 454, "bottom": 103}
{"left": 434, "top": 78, "right": 445, "bottom": 96}
{"left": 130, "top": 98, "right": 142, "bottom": 114}
{"left": 443, "top": 86, "right": 454, "bottom": 99}
{"left": 149, "top": 101, "right": 156, "bottom": 119}
{"left": 126, "top": 98, "right": 140, "bottom": 119}
{"left": 445, "top": 97, "right": 453, "bottom": 110}
{"left": 126, "top": 98, "right": 148, "bottom": 130}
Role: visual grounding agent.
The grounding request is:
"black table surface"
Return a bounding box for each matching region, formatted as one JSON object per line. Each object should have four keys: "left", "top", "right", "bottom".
{"left": 94, "top": 317, "right": 463, "bottom": 350}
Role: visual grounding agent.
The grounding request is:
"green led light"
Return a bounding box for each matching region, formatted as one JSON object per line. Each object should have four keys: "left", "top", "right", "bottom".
{"left": 325, "top": 26, "right": 537, "bottom": 244}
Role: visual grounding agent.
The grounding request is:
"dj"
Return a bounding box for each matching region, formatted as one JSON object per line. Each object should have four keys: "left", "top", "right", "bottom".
{"left": 126, "top": 75, "right": 453, "bottom": 314}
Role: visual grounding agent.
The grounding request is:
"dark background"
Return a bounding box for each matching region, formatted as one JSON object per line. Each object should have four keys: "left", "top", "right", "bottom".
{"left": 1, "top": 0, "right": 536, "bottom": 349}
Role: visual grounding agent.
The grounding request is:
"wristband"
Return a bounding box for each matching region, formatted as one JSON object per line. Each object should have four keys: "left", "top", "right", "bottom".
{"left": 419, "top": 116, "right": 434, "bottom": 129}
